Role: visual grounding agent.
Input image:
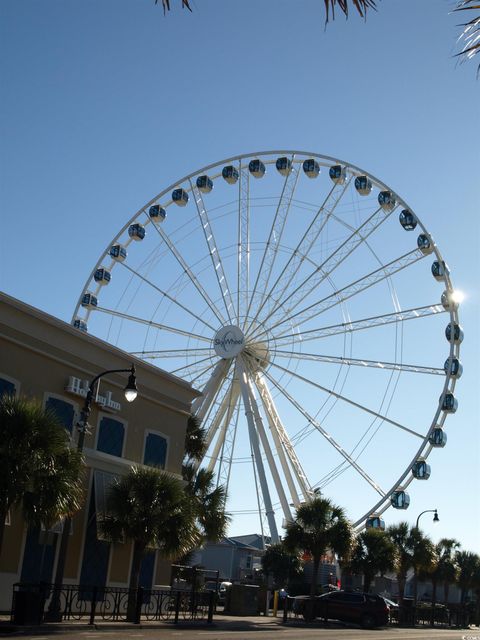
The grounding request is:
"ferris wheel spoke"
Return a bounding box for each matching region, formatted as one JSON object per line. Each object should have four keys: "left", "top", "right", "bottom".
{"left": 237, "top": 162, "right": 250, "bottom": 324}
{"left": 149, "top": 219, "right": 227, "bottom": 326}
{"left": 272, "top": 349, "right": 445, "bottom": 376}
{"left": 255, "top": 201, "right": 397, "bottom": 336}
{"left": 129, "top": 347, "right": 213, "bottom": 359}
{"left": 274, "top": 303, "right": 445, "bottom": 347}
{"left": 263, "top": 248, "right": 425, "bottom": 342}
{"left": 245, "top": 154, "right": 299, "bottom": 327}
{"left": 188, "top": 361, "right": 222, "bottom": 387}
{"left": 190, "top": 178, "right": 235, "bottom": 323}
{"left": 269, "top": 361, "right": 424, "bottom": 440}
{"left": 94, "top": 306, "right": 212, "bottom": 343}
{"left": 169, "top": 355, "right": 216, "bottom": 377}
{"left": 249, "top": 178, "right": 353, "bottom": 335}
{"left": 118, "top": 262, "right": 218, "bottom": 332}
{"left": 262, "top": 368, "right": 386, "bottom": 497}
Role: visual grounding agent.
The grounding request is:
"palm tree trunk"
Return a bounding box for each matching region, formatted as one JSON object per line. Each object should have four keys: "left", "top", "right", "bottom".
{"left": 0, "top": 505, "right": 8, "bottom": 558}
{"left": 397, "top": 575, "right": 407, "bottom": 625}
{"left": 364, "top": 572, "right": 372, "bottom": 594}
{"left": 444, "top": 582, "right": 450, "bottom": 605}
{"left": 310, "top": 556, "right": 320, "bottom": 597}
{"left": 431, "top": 578, "right": 437, "bottom": 627}
{"left": 127, "top": 541, "right": 145, "bottom": 622}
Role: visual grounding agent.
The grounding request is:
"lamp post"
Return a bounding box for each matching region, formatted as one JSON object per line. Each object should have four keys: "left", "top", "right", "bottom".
{"left": 412, "top": 509, "right": 439, "bottom": 608}
{"left": 415, "top": 509, "right": 439, "bottom": 530}
{"left": 47, "top": 365, "right": 137, "bottom": 621}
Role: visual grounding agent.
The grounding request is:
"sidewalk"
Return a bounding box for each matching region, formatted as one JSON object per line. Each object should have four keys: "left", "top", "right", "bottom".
{"left": 0, "top": 611, "right": 287, "bottom": 636}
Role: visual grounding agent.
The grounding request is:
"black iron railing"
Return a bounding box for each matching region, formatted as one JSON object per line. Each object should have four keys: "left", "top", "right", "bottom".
{"left": 11, "top": 583, "right": 215, "bottom": 625}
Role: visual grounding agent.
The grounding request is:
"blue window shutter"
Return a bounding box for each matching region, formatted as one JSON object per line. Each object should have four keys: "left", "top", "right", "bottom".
{"left": 143, "top": 433, "right": 167, "bottom": 469}
{"left": 46, "top": 397, "right": 75, "bottom": 433}
{"left": 97, "top": 417, "right": 125, "bottom": 457}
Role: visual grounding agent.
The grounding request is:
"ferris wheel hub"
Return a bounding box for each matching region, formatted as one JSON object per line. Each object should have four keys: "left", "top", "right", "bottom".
{"left": 213, "top": 325, "right": 245, "bottom": 359}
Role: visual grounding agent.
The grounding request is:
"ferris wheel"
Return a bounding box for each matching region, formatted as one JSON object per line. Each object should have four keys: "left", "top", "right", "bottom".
{"left": 73, "top": 150, "right": 462, "bottom": 541}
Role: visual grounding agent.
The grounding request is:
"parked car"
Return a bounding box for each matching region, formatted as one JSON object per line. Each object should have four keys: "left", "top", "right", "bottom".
{"left": 203, "top": 580, "right": 232, "bottom": 605}
{"left": 293, "top": 590, "right": 389, "bottom": 628}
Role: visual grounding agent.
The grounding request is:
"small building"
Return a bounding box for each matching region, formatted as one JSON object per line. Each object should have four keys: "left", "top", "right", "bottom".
{"left": 0, "top": 292, "right": 200, "bottom": 611}
{"left": 190, "top": 535, "right": 266, "bottom": 583}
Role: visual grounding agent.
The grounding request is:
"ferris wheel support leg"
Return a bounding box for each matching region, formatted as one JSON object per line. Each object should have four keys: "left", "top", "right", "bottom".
{"left": 192, "top": 359, "right": 231, "bottom": 423}
{"left": 244, "top": 370, "right": 293, "bottom": 523}
{"left": 238, "top": 359, "right": 279, "bottom": 543}
{"left": 252, "top": 374, "right": 302, "bottom": 509}
{"left": 254, "top": 372, "right": 312, "bottom": 503}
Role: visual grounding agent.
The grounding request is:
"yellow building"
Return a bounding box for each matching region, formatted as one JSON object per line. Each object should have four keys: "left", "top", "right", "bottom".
{"left": 0, "top": 292, "right": 200, "bottom": 611}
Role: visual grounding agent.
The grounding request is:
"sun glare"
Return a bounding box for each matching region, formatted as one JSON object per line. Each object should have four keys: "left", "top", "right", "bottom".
{"left": 451, "top": 290, "right": 465, "bottom": 304}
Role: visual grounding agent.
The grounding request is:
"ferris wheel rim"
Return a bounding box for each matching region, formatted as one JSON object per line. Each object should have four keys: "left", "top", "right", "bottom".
{"left": 73, "top": 150, "right": 462, "bottom": 534}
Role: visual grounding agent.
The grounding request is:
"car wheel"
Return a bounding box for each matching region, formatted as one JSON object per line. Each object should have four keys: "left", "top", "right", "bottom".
{"left": 361, "top": 613, "right": 376, "bottom": 628}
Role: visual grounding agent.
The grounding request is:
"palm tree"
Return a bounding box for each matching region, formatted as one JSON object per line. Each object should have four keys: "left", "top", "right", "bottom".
{"left": 0, "top": 395, "right": 84, "bottom": 557}
{"left": 410, "top": 527, "right": 434, "bottom": 604}
{"left": 182, "top": 414, "right": 229, "bottom": 549}
{"left": 472, "top": 560, "right": 480, "bottom": 626}
{"left": 386, "top": 522, "right": 414, "bottom": 606}
{"left": 387, "top": 522, "right": 435, "bottom": 624}
{"left": 456, "top": 550, "right": 480, "bottom": 605}
{"left": 346, "top": 528, "right": 395, "bottom": 593}
{"left": 284, "top": 496, "right": 353, "bottom": 601}
{"left": 184, "top": 414, "right": 207, "bottom": 463}
{"left": 182, "top": 465, "right": 230, "bottom": 545}
{"left": 100, "top": 465, "right": 201, "bottom": 620}
{"left": 261, "top": 542, "right": 303, "bottom": 589}
{"left": 421, "top": 538, "right": 460, "bottom": 608}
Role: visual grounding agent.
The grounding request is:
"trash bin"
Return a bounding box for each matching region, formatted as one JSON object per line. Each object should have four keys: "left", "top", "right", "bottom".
{"left": 225, "top": 584, "right": 259, "bottom": 616}
{"left": 12, "top": 588, "right": 44, "bottom": 625}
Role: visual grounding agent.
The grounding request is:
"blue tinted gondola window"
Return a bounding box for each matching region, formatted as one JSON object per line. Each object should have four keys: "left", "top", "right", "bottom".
{"left": 46, "top": 396, "right": 75, "bottom": 434}
{"left": 97, "top": 417, "right": 125, "bottom": 457}
{"left": 143, "top": 432, "right": 168, "bottom": 469}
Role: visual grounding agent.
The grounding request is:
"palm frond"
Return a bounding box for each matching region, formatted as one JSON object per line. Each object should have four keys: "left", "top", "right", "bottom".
{"left": 453, "top": 0, "right": 480, "bottom": 73}
{"left": 324, "top": 0, "right": 378, "bottom": 23}
{"left": 155, "top": 0, "right": 192, "bottom": 14}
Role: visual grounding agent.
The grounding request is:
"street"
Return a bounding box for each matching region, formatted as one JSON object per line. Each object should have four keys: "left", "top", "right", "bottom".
{"left": 4, "top": 623, "right": 478, "bottom": 640}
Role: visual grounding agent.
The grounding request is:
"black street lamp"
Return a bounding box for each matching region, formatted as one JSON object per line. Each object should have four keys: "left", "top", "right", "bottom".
{"left": 415, "top": 508, "right": 439, "bottom": 530}
{"left": 47, "top": 365, "right": 137, "bottom": 621}
{"left": 412, "top": 509, "right": 439, "bottom": 607}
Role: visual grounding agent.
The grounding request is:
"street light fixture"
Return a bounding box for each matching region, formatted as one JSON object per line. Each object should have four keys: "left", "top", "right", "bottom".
{"left": 411, "top": 508, "right": 439, "bottom": 608}
{"left": 415, "top": 508, "right": 439, "bottom": 530}
{"left": 47, "top": 365, "right": 138, "bottom": 620}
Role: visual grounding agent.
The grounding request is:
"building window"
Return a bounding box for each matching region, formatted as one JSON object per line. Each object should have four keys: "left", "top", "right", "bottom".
{"left": 46, "top": 396, "right": 75, "bottom": 434}
{"left": 143, "top": 432, "right": 167, "bottom": 469}
{"left": 97, "top": 416, "right": 125, "bottom": 457}
{"left": 0, "top": 377, "right": 16, "bottom": 397}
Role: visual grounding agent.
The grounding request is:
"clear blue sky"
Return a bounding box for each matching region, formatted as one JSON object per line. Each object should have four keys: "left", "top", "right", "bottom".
{"left": 1, "top": 1, "right": 479, "bottom": 552}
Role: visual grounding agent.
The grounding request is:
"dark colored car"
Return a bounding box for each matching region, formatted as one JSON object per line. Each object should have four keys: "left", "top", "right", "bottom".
{"left": 293, "top": 590, "right": 389, "bottom": 628}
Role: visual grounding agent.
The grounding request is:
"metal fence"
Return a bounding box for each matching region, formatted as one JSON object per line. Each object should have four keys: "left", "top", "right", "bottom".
{"left": 11, "top": 582, "right": 215, "bottom": 625}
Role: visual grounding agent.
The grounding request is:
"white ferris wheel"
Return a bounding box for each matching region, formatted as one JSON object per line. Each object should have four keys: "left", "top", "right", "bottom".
{"left": 73, "top": 150, "right": 462, "bottom": 542}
